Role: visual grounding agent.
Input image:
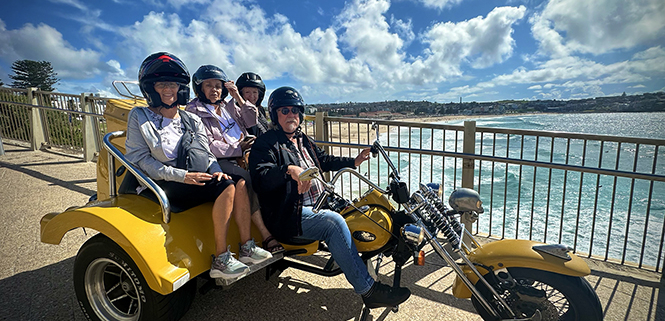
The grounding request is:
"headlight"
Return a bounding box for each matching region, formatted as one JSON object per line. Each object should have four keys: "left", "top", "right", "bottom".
{"left": 401, "top": 224, "right": 424, "bottom": 246}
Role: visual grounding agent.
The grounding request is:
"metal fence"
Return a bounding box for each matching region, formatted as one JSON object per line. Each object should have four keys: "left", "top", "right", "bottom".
{"left": 2, "top": 86, "right": 664, "bottom": 272}
{"left": 303, "top": 114, "right": 665, "bottom": 273}
{"left": 0, "top": 87, "right": 107, "bottom": 160}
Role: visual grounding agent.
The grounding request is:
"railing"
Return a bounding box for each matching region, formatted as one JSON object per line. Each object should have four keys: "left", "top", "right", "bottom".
{"left": 2, "top": 86, "right": 663, "bottom": 273}
{"left": 104, "top": 131, "right": 172, "bottom": 223}
{"left": 303, "top": 114, "right": 665, "bottom": 273}
{"left": 0, "top": 87, "right": 107, "bottom": 161}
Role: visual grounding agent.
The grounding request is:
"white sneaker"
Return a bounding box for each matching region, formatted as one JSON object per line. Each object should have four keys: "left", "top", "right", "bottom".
{"left": 239, "top": 239, "right": 272, "bottom": 264}
{"left": 210, "top": 247, "right": 249, "bottom": 279}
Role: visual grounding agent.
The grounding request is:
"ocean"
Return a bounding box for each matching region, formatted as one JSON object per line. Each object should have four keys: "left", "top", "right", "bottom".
{"left": 356, "top": 112, "right": 665, "bottom": 268}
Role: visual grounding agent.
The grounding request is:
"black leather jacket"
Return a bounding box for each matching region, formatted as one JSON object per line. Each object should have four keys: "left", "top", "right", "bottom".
{"left": 248, "top": 128, "right": 356, "bottom": 241}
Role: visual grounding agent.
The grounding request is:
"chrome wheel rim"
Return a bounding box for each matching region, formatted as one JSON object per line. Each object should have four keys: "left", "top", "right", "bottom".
{"left": 509, "top": 279, "right": 570, "bottom": 320}
{"left": 84, "top": 258, "right": 141, "bottom": 321}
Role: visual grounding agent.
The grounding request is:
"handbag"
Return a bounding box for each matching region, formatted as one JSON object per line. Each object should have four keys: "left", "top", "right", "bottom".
{"left": 176, "top": 110, "right": 210, "bottom": 173}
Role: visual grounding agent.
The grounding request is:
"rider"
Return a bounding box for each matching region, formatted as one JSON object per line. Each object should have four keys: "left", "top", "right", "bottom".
{"left": 126, "top": 53, "right": 271, "bottom": 280}
{"left": 185, "top": 65, "right": 283, "bottom": 254}
{"left": 235, "top": 72, "right": 270, "bottom": 137}
{"left": 248, "top": 86, "right": 411, "bottom": 309}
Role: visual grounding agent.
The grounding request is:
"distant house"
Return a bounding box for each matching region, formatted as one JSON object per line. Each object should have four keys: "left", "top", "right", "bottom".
{"left": 359, "top": 110, "right": 392, "bottom": 118}
{"left": 306, "top": 106, "right": 317, "bottom": 114}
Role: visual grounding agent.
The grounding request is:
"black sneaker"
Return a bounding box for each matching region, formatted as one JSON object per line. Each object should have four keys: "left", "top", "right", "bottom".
{"left": 362, "top": 282, "right": 411, "bottom": 309}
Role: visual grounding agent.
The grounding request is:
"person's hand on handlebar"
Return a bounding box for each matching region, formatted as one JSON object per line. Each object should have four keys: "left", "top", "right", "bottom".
{"left": 287, "top": 165, "right": 312, "bottom": 194}
{"left": 354, "top": 147, "right": 371, "bottom": 167}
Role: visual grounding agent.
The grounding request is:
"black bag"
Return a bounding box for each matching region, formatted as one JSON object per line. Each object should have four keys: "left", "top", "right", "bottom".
{"left": 176, "top": 110, "right": 210, "bottom": 173}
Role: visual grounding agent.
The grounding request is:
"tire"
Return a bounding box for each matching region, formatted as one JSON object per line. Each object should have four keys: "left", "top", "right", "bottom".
{"left": 73, "top": 234, "right": 196, "bottom": 321}
{"left": 470, "top": 267, "right": 602, "bottom": 321}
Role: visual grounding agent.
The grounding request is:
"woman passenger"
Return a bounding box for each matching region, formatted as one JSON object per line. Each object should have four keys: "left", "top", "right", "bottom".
{"left": 125, "top": 53, "right": 271, "bottom": 280}
{"left": 185, "top": 65, "right": 283, "bottom": 254}
{"left": 236, "top": 72, "right": 270, "bottom": 137}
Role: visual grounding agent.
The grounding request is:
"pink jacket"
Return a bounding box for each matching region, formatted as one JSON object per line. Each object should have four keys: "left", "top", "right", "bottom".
{"left": 185, "top": 98, "right": 258, "bottom": 158}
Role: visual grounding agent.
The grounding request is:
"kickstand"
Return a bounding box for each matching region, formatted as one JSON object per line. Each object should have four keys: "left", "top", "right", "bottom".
{"left": 359, "top": 305, "right": 370, "bottom": 321}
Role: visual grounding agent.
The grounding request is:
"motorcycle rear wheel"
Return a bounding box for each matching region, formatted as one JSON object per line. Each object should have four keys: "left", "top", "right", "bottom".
{"left": 471, "top": 267, "right": 602, "bottom": 321}
{"left": 73, "top": 234, "right": 196, "bottom": 321}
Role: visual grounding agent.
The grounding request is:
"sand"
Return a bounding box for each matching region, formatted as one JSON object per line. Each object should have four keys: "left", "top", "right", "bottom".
{"left": 322, "top": 112, "right": 542, "bottom": 143}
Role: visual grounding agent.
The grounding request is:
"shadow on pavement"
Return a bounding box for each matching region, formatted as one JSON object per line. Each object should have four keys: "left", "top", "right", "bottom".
{"left": 0, "top": 161, "right": 95, "bottom": 196}
{"left": 0, "top": 252, "right": 479, "bottom": 321}
{"left": 0, "top": 258, "right": 82, "bottom": 321}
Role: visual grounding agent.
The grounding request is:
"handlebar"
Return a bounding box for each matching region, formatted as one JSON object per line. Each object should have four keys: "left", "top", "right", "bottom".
{"left": 370, "top": 122, "right": 401, "bottom": 181}
{"left": 312, "top": 168, "right": 389, "bottom": 213}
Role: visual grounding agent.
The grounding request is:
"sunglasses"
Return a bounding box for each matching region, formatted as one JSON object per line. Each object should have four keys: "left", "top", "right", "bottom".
{"left": 154, "top": 82, "right": 179, "bottom": 89}
{"left": 278, "top": 107, "right": 301, "bottom": 115}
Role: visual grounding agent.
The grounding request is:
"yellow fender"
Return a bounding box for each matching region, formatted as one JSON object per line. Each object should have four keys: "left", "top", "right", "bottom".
{"left": 451, "top": 239, "right": 590, "bottom": 298}
{"left": 40, "top": 195, "right": 258, "bottom": 295}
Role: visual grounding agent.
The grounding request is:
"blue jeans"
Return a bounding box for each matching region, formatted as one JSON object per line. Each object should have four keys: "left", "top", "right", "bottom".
{"left": 294, "top": 207, "right": 375, "bottom": 295}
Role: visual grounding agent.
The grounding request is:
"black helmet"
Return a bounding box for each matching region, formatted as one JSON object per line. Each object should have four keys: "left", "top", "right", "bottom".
{"left": 236, "top": 72, "right": 266, "bottom": 106}
{"left": 192, "top": 65, "right": 229, "bottom": 104}
{"left": 268, "top": 86, "right": 305, "bottom": 129}
{"left": 138, "top": 52, "right": 190, "bottom": 108}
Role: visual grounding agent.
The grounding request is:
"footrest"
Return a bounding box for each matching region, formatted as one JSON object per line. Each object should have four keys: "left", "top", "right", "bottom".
{"left": 215, "top": 252, "right": 284, "bottom": 286}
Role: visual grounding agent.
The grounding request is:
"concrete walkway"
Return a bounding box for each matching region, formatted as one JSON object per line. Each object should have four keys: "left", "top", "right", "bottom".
{"left": 0, "top": 143, "right": 663, "bottom": 321}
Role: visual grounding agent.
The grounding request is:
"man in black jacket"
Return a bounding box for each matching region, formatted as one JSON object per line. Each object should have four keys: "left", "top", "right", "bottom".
{"left": 249, "top": 86, "right": 410, "bottom": 309}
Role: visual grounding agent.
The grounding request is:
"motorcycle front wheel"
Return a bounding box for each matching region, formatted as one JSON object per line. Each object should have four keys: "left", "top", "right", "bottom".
{"left": 471, "top": 267, "right": 602, "bottom": 321}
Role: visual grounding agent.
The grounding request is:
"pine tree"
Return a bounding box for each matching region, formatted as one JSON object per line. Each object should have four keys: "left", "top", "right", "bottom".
{"left": 9, "top": 60, "right": 60, "bottom": 91}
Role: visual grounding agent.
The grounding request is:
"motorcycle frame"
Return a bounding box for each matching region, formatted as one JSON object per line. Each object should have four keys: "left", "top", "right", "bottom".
{"left": 315, "top": 125, "right": 517, "bottom": 319}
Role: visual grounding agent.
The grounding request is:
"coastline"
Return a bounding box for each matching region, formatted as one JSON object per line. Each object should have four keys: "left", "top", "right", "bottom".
{"left": 325, "top": 112, "right": 548, "bottom": 143}
{"left": 398, "top": 112, "right": 551, "bottom": 124}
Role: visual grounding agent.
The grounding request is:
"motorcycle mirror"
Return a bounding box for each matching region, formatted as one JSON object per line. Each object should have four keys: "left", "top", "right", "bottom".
{"left": 371, "top": 122, "right": 379, "bottom": 142}
{"left": 299, "top": 167, "right": 320, "bottom": 182}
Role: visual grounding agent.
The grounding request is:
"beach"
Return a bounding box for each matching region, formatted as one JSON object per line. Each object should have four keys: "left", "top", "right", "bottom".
{"left": 319, "top": 112, "right": 544, "bottom": 143}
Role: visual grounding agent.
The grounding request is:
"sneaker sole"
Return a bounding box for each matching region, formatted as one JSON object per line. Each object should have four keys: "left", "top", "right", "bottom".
{"left": 209, "top": 268, "right": 249, "bottom": 280}
{"left": 238, "top": 255, "right": 272, "bottom": 265}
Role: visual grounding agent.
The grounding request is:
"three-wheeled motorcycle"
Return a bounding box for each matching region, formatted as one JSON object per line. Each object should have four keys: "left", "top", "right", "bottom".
{"left": 40, "top": 93, "right": 602, "bottom": 321}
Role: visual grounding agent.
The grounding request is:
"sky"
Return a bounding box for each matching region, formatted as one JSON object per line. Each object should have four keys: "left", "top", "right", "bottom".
{"left": 0, "top": 0, "right": 664, "bottom": 104}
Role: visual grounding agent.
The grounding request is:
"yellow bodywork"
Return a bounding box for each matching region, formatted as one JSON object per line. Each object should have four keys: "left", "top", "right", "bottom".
{"left": 40, "top": 98, "right": 264, "bottom": 295}
{"left": 40, "top": 194, "right": 261, "bottom": 295}
{"left": 451, "top": 239, "right": 591, "bottom": 298}
{"left": 341, "top": 189, "right": 394, "bottom": 253}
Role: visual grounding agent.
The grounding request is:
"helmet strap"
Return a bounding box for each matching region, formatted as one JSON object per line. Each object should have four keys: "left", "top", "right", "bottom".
{"left": 161, "top": 101, "right": 179, "bottom": 109}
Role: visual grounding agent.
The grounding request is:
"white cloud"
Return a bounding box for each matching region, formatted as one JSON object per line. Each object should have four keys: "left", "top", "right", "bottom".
{"left": 0, "top": 19, "right": 113, "bottom": 79}
{"left": 438, "top": 45, "right": 665, "bottom": 101}
{"left": 629, "top": 84, "right": 646, "bottom": 89}
{"left": 422, "top": 6, "right": 526, "bottom": 70}
{"left": 48, "top": 0, "right": 89, "bottom": 11}
{"left": 390, "top": 16, "right": 415, "bottom": 47}
{"left": 412, "top": 0, "right": 464, "bottom": 10}
{"left": 532, "top": 0, "right": 665, "bottom": 56}
{"left": 338, "top": 0, "right": 405, "bottom": 72}
{"left": 527, "top": 84, "right": 541, "bottom": 90}
{"left": 113, "top": 0, "right": 530, "bottom": 102}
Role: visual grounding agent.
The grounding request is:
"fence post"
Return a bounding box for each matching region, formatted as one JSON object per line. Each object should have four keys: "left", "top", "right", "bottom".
{"left": 315, "top": 111, "right": 331, "bottom": 181}
{"left": 0, "top": 131, "right": 5, "bottom": 156}
{"left": 81, "top": 93, "right": 98, "bottom": 162}
{"left": 28, "top": 87, "right": 46, "bottom": 151}
{"left": 461, "top": 120, "right": 477, "bottom": 242}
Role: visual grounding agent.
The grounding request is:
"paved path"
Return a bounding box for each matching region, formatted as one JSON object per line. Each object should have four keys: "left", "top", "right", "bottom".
{"left": 0, "top": 143, "right": 663, "bottom": 320}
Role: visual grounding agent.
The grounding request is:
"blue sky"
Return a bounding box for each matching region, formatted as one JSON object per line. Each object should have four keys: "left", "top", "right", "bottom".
{"left": 0, "top": 0, "right": 663, "bottom": 104}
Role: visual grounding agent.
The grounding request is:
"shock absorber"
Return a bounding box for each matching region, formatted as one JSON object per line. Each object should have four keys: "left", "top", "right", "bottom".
{"left": 418, "top": 185, "right": 462, "bottom": 249}
{"left": 421, "top": 196, "right": 461, "bottom": 249}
